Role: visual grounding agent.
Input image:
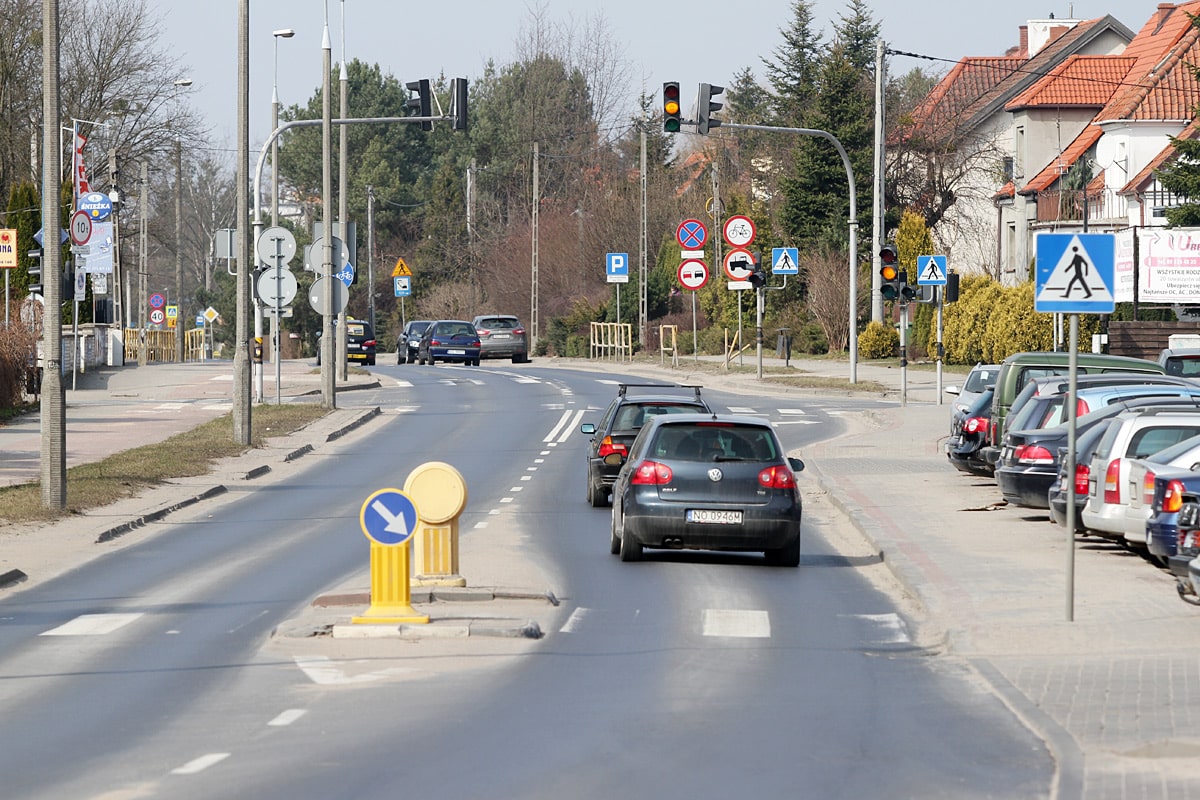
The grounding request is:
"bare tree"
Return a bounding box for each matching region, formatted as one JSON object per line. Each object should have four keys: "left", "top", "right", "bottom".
{"left": 800, "top": 243, "right": 851, "bottom": 352}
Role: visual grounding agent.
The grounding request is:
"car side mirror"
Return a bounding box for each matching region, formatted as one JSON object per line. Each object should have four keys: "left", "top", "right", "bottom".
{"left": 788, "top": 457, "right": 805, "bottom": 473}
{"left": 944, "top": 385, "right": 960, "bottom": 396}
{"left": 580, "top": 423, "right": 596, "bottom": 435}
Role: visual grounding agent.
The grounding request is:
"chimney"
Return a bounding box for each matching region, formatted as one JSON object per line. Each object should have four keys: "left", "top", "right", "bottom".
{"left": 1019, "top": 25, "right": 1029, "bottom": 57}
{"left": 1154, "top": 3, "right": 1176, "bottom": 34}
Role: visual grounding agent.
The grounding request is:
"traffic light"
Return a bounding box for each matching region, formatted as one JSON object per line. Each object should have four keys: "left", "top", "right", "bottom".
{"left": 663, "top": 82, "right": 681, "bottom": 133}
{"left": 697, "top": 83, "right": 724, "bottom": 135}
{"left": 945, "top": 271, "right": 960, "bottom": 303}
{"left": 406, "top": 78, "right": 432, "bottom": 131}
{"left": 451, "top": 77, "right": 468, "bottom": 131}
{"left": 898, "top": 271, "right": 918, "bottom": 303}
{"left": 27, "top": 249, "right": 42, "bottom": 295}
{"left": 879, "top": 244, "right": 900, "bottom": 301}
{"left": 748, "top": 259, "right": 767, "bottom": 289}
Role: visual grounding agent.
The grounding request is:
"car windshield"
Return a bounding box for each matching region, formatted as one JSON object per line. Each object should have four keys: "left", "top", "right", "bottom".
{"left": 652, "top": 423, "right": 778, "bottom": 462}
{"left": 964, "top": 367, "right": 998, "bottom": 393}
{"left": 612, "top": 403, "right": 703, "bottom": 431}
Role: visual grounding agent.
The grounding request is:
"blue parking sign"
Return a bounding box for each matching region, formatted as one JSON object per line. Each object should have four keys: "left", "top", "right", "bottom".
{"left": 607, "top": 252, "right": 629, "bottom": 284}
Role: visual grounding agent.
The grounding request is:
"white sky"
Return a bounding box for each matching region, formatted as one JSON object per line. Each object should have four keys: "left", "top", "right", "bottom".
{"left": 154, "top": 1, "right": 1165, "bottom": 155}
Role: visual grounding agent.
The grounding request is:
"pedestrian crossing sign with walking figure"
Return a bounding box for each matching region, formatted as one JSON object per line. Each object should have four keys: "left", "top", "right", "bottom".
{"left": 1035, "top": 233, "right": 1115, "bottom": 314}
{"left": 916, "top": 255, "right": 947, "bottom": 285}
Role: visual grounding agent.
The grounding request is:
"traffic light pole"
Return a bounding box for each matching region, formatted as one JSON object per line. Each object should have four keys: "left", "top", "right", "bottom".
{"left": 899, "top": 300, "right": 908, "bottom": 407}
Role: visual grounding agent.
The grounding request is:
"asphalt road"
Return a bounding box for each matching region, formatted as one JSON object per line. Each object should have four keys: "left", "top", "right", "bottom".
{"left": 0, "top": 362, "right": 1054, "bottom": 799}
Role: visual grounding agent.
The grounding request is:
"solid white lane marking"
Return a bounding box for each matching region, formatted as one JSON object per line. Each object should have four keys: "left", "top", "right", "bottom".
{"left": 702, "top": 609, "right": 771, "bottom": 638}
{"left": 544, "top": 410, "right": 573, "bottom": 442}
{"left": 557, "top": 410, "right": 584, "bottom": 443}
{"left": 171, "top": 753, "right": 230, "bottom": 775}
{"left": 268, "top": 709, "right": 307, "bottom": 727}
{"left": 559, "top": 607, "right": 589, "bottom": 633}
{"left": 597, "top": 379, "right": 621, "bottom": 385}
{"left": 847, "top": 613, "right": 911, "bottom": 644}
{"left": 40, "top": 613, "right": 144, "bottom": 636}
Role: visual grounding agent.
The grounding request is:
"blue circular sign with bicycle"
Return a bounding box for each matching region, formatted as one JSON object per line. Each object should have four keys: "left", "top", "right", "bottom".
{"left": 360, "top": 488, "right": 419, "bottom": 546}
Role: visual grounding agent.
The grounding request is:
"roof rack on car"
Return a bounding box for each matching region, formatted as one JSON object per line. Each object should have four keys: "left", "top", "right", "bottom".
{"left": 617, "top": 383, "right": 703, "bottom": 401}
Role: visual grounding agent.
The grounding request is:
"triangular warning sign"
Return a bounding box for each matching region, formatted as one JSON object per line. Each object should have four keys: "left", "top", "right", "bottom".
{"left": 1036, "top": 234, "right": 1113, "bottom": 306}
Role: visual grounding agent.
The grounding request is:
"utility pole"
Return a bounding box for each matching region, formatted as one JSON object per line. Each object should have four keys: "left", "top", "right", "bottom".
{"left": 336, "top": 1, "right": 348, "bottom": 383}
{"left": 232, "top": 0, "right": 251, "bottom": 443}
{"left": 320, "top": 7, "right": 336, "bottom": 408}
{"left": 531, "top": 141, "right": 539, "bottom": 346}
{"left": 138, "top": 161, "right": 148, "bottom": 367}
{"left": 174, "top": 137, "right": 184, "bottom": 363}
{"left": 639, "top": 130, "right": 647, "bottom": 349}
{"left": 871, "top": 38, "right": 886, "bottom": 325}
{"left": 40, "top": 0, "right": 65, "bottom": 509}
{"left": 367, "top": 184, "right": 375, "bottom": 331}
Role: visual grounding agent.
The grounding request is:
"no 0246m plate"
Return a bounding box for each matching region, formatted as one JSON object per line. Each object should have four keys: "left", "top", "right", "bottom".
{"left": 687, "top": 509, "right": 743, "bottom": 525}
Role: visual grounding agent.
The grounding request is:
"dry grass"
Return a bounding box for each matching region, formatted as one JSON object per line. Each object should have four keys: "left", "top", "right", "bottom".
{"left": 633, "top": 355, "right": 891, "bottom": 394}
{"left": 0, "top": 404, "right": 327, "bottom": 527}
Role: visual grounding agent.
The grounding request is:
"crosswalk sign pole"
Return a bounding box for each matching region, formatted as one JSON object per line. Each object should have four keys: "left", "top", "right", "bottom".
{"left": 1064, "top": 314, "right": 1079, "bottom": 623}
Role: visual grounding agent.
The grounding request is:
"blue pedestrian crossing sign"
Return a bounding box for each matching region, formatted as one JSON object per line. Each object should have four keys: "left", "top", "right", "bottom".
{"left": 360, "top": 488, "right": 419, "bottom": 546}
{"left": 771, "top": 247, "right": 799, "bottom": 275}
{"left": 1035, "top": 233, "right": 1115, "bottom": 314}
{"left": 916, "top": 255, "right": 947, "bottom": 286}
{"left": 606, "top": 252, "right": 629, "bottom": 284}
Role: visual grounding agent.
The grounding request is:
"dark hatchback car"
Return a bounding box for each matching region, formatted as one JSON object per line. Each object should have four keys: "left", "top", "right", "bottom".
{"left": 416, "top": 320, "right": 481, "bottom": 366}
{"left": 580, "top": 383, "right": 710, "bottom": 507}
{"left": 609, "top": 413, "right": 805, "bottom": 566}
{"left": 398, "top": 320, "right": 432, "bottom": 364}
{"left": 315, "top": 318, "right": 376, "bottom": 366}
{"left": 946, "top": 389, "right": 993, "bottom": 476}
{"left": 472, "top": 314, "right": 529, "bottom": 363}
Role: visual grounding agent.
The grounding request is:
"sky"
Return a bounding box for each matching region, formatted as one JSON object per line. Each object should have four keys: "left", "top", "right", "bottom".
{"left": 154, "top": 1, "right": 1168, "bottom": 155}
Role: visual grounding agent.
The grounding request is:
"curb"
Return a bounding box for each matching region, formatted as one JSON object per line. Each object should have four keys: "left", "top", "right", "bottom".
{"left": 0, "top": 569, "right": 28, "bottom": 589}
{"left": 330, "top": 620, "right": 544, "bottom": 639}
{"left": 95, "top": 485, "right": 229, "bottom": 544}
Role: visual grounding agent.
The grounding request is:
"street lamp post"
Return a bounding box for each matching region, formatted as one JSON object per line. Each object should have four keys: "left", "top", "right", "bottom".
{"left": 173, "top": 78, "right": 191, "bottom": 364}
{"left": 272, "top": 29, "right": 294, "bottom": 229}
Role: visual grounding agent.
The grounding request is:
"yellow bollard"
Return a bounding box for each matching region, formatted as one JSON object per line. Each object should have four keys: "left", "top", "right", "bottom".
{"left": 405, "top": 462, "right": 468, "bottom": 587}
{"left": 351, "top": 487, "right": 429, "bottom": 624}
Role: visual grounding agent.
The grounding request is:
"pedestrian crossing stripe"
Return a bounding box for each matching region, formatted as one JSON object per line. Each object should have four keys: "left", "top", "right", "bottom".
{"left": 771, "top": 247, "right": 799, "bottom": 275}
{"left": 1035, "top": 233, "right": 1115, "bottom": 313}
{"left": 916, "top": 255, "right": 947, "bottom": 285}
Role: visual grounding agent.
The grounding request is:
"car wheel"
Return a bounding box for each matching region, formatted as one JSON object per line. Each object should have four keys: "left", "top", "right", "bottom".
{"left": 766, "top": 537, "right": 801, "bottom": 568}
{"left": 367, "top": 357, "right": 375, "bottom": 366}
{"left": 589, "top": 479, "right": 607, "bottom": 508}
{"left": 609, "top": 510, "right": 621, "bottom": 555}
{"left": 398, "top": 352, "right": 404, "bottom": 365}
{"left": 618, "top": 517, "right": 642, "bottom": 562}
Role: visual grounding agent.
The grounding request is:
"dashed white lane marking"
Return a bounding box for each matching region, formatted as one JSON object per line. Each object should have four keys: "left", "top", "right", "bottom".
{"left": 40, "top": 613, "right": 144, "bottom": 636}
{"left": 509, "top": 486, "right": 524, "bottom": 492}
{"left": 500, "top": 497, "right": 514, "bottom": 504}
{"left": 728, "top": 406, "right": 757, "bottom": 415}
{"left": 394, "top": 405, "right": 419, "bottom": 413}
{"left": 474, "top": 521, "right": 489, "bottom": 529}
{"left": 393, "top": 379, "right": 413, "bottom": 387}
{"left": 268, "top": 709, "right": 307, "bottom": 727}
{"left": 560, "top": 607, "right": 590, "bottom": 633}
{"left": 597, "top": 379, "right": 621, "bottom": 385}
{"left": 846, "top": 613, "right": 911, "bottom": 644}
{"left": 534, "top": 458, "right": 545, "bottom": 464}
{"left": 171, "top": 753, "right": 230, "bottom": 775}
{"left": 526, "top": 466, "right": 537, "bottom": 472}
{"left": 520, "top": 475, "right": 532, "bottom": 481}
{"left": 702, "top": 609, "right": 771, "bottom": 638}
{"left": 779, "top": 408, "right": 807, "bottom": 415}
{"left": 540, "top": 450, "right": 551, "bottom": 456}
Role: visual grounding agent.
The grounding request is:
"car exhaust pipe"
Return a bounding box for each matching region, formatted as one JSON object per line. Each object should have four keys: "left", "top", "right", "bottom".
{"left": 662, "top": 537, "right": 684, "bottom": 548}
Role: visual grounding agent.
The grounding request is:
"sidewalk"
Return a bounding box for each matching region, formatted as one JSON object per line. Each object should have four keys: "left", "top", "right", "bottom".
{"left": 3, "top": 353, "right": 1199, "bottom": 797}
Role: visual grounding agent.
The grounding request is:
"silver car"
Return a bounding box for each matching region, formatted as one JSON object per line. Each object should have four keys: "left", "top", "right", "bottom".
{"left": 471, "top": 314, "right": 529, "bottom": 363}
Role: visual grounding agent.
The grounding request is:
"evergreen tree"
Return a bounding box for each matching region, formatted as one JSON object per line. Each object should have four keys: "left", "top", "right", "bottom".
{"left": 762, "top": 0, "right": 823, "bottom": 127}
{"left": 1157, "top": 127, "right": 1200, "bottom": 227}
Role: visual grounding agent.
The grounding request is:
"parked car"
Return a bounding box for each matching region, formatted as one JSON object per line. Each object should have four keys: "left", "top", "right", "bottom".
{"left": 609, "top": 413, "right": 805, "bottom": 566}
{"left": 580, "top": 383, "right": 710, "bottom": 507}
{"left": 471, "top": 314, "right": 529, "bottom": 363}
{"left": 1081, "top": 409, "right": 1200, "bottom": 541}
{"left": 1122, "top": 433, "right": 1200, "bottom": 552}
{"left": 315, "top": 318, "right": 377, "bottom": 366}
{"left": 945, "top": 363, "right": 1000, "bottom": 417}
{"left": 996, "top": 380, "right": 1200, "bottom": 508}
{"left": 946, "top": 389, "right": 994, "bottom": 476}
{"left": 984, "top": 351, "right": 1167, "bottom": 466}
{"left": 397, "top": 320, "right": 432, "bottom": 364}
{"left": 1159, "top": 348, "right": 1200, "bottom": 377}
{"left": 1145, "top": 476, "right": 1200, "bottom": 582}
{"left": 416, "top": 320, "right": 481, "bottom": 366}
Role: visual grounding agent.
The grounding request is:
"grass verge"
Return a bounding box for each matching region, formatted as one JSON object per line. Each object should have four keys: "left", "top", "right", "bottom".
{"left": 0, "top": 403, "right": 327, "bottom": 527}
{"left": 631, "top": 355, "right": 891, "bottom": 394}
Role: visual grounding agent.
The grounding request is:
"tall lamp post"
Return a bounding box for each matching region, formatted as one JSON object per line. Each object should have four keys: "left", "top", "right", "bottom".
{"left": 271, "top": 29, "right": 294, "bottom": 229}
{"left": 173, "top": 77, "right": 191, "bottom": 364}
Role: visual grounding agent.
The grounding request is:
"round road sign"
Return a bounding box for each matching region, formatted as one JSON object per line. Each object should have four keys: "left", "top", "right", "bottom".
{"left": 676, "top": 218, "right": 708, "bottom": 250}
{"left": 360, "top": 488, "right": 420, "bottom": 546}
{"left": 149, "top": 292, "right": 165, "bottom": 309}
{"left": 149, "top": 308, "right": 165, "bottom": 325}
{"left": 308, "top": 276, "right": 349, "bottom": 316}
{"left": 69, "top": 211, "right": 92, "bottom": 246}
{"left": 723, "top": 215, "right": 756, "bottom": 248}
{"left": 678, "top": 259, "right": 709, "bottom": 291}
{"left": 257, "top": 266, "right": 298, "bottom": 307}
{"left": 256, "top": 225, "right": 297, "bottom": 267}
{"left": 724, "top": 248, "right": 756, "bottom": 281}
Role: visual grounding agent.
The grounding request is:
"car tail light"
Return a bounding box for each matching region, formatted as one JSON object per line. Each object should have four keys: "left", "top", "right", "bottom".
{"left": 1077, "top": 398, "right": 1090, "bottom": 416}
{"left": 1074, "top": 463, "right": 1089, "bottom": 496}
{"left": 758, "top": 465, "right": 796, "bottom": 489}
{"left": 363, "top": 339, "right": 376, "bottom": 347}
{"left": 475, "top": 328, "right": 490, "bottom": 336}
{"left": 513, "top": 327, "right": 526, "bottom": 336}
{"left": 1143, "top": 470, "right": 1157, "bottom": 506}
{"left": 430, "top": 338, "right": 442, "bottom": 346}
{"left": 631, "top": 460, "right": 672, "bottom": 485}
{"left": 964, "top": 416, "right": 989, "bottom": 435}
{"left": 1164, "top": 479, "right": 1186, "bottom": 513}
{"left": 1104, "top": 459, "right": 1121, "bottom": 504}
{"left": 597, "top": 437, "right": 627, "bottom": 458}
{"left": 1014, "top": 444, "right": 1054, "bottom": 465}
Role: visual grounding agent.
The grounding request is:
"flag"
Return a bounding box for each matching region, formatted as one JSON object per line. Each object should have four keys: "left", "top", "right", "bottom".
{"left": 74, "top": 129, "right": 90, "bottom": 201}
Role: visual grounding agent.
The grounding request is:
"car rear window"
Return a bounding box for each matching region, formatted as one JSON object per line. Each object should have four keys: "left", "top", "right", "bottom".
{"left": 347, "top": 323, "right": 368, "bottom": 337}
{"left": 613, "top": 403, "right": 704, "bottom": 430}
{"left": 436, "top": 323, "right": 474, "bottom": 336}
{"left": 652, "top": 423, "right": 779, "bottom": 462}
{"left": 479, "top": 318, "right": 517, "bottom": 329}
{"left": 1126, "top": 425, "right": 1200, "bottom": 460}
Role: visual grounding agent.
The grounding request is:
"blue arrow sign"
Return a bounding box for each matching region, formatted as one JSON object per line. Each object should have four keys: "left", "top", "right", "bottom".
{"left": 333, "top": 261, "right": 355, "bottom": 287}
{"left": 33, "top": 227, "right": 69, "bottom": 248}
{"left": 360, "top": 488, "right": 419, "bottom": 546}
{"left": 916, "top": 255, "right": 947, "bottom": 286}
{"left": 1035, "top": 233, "right": 1115, "bottom": 314}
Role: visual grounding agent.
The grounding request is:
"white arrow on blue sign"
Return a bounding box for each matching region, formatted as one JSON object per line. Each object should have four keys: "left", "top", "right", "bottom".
{"left": 360, "top": 488, "right": 419, "bottom": 546}
{"left": 606, "top": 252, "right": 629, "bottom": 284}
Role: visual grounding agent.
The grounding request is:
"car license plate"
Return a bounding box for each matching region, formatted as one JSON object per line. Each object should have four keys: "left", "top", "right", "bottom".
{"left": 687, "top": 509, "right": 743, "bottom": 525}
{"left": 448, "top": 349, "right": 465, "bottom": 355}
{"left": 493, "top": 333, "right": 510, "bottom": 339}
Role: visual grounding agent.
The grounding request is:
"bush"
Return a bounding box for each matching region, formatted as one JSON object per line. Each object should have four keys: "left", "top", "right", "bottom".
{"left": 858, "top": 320, "right": 898, "bottom": 359}
{"left": 793, "top": 321, "right": 828, "bottom": 354}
